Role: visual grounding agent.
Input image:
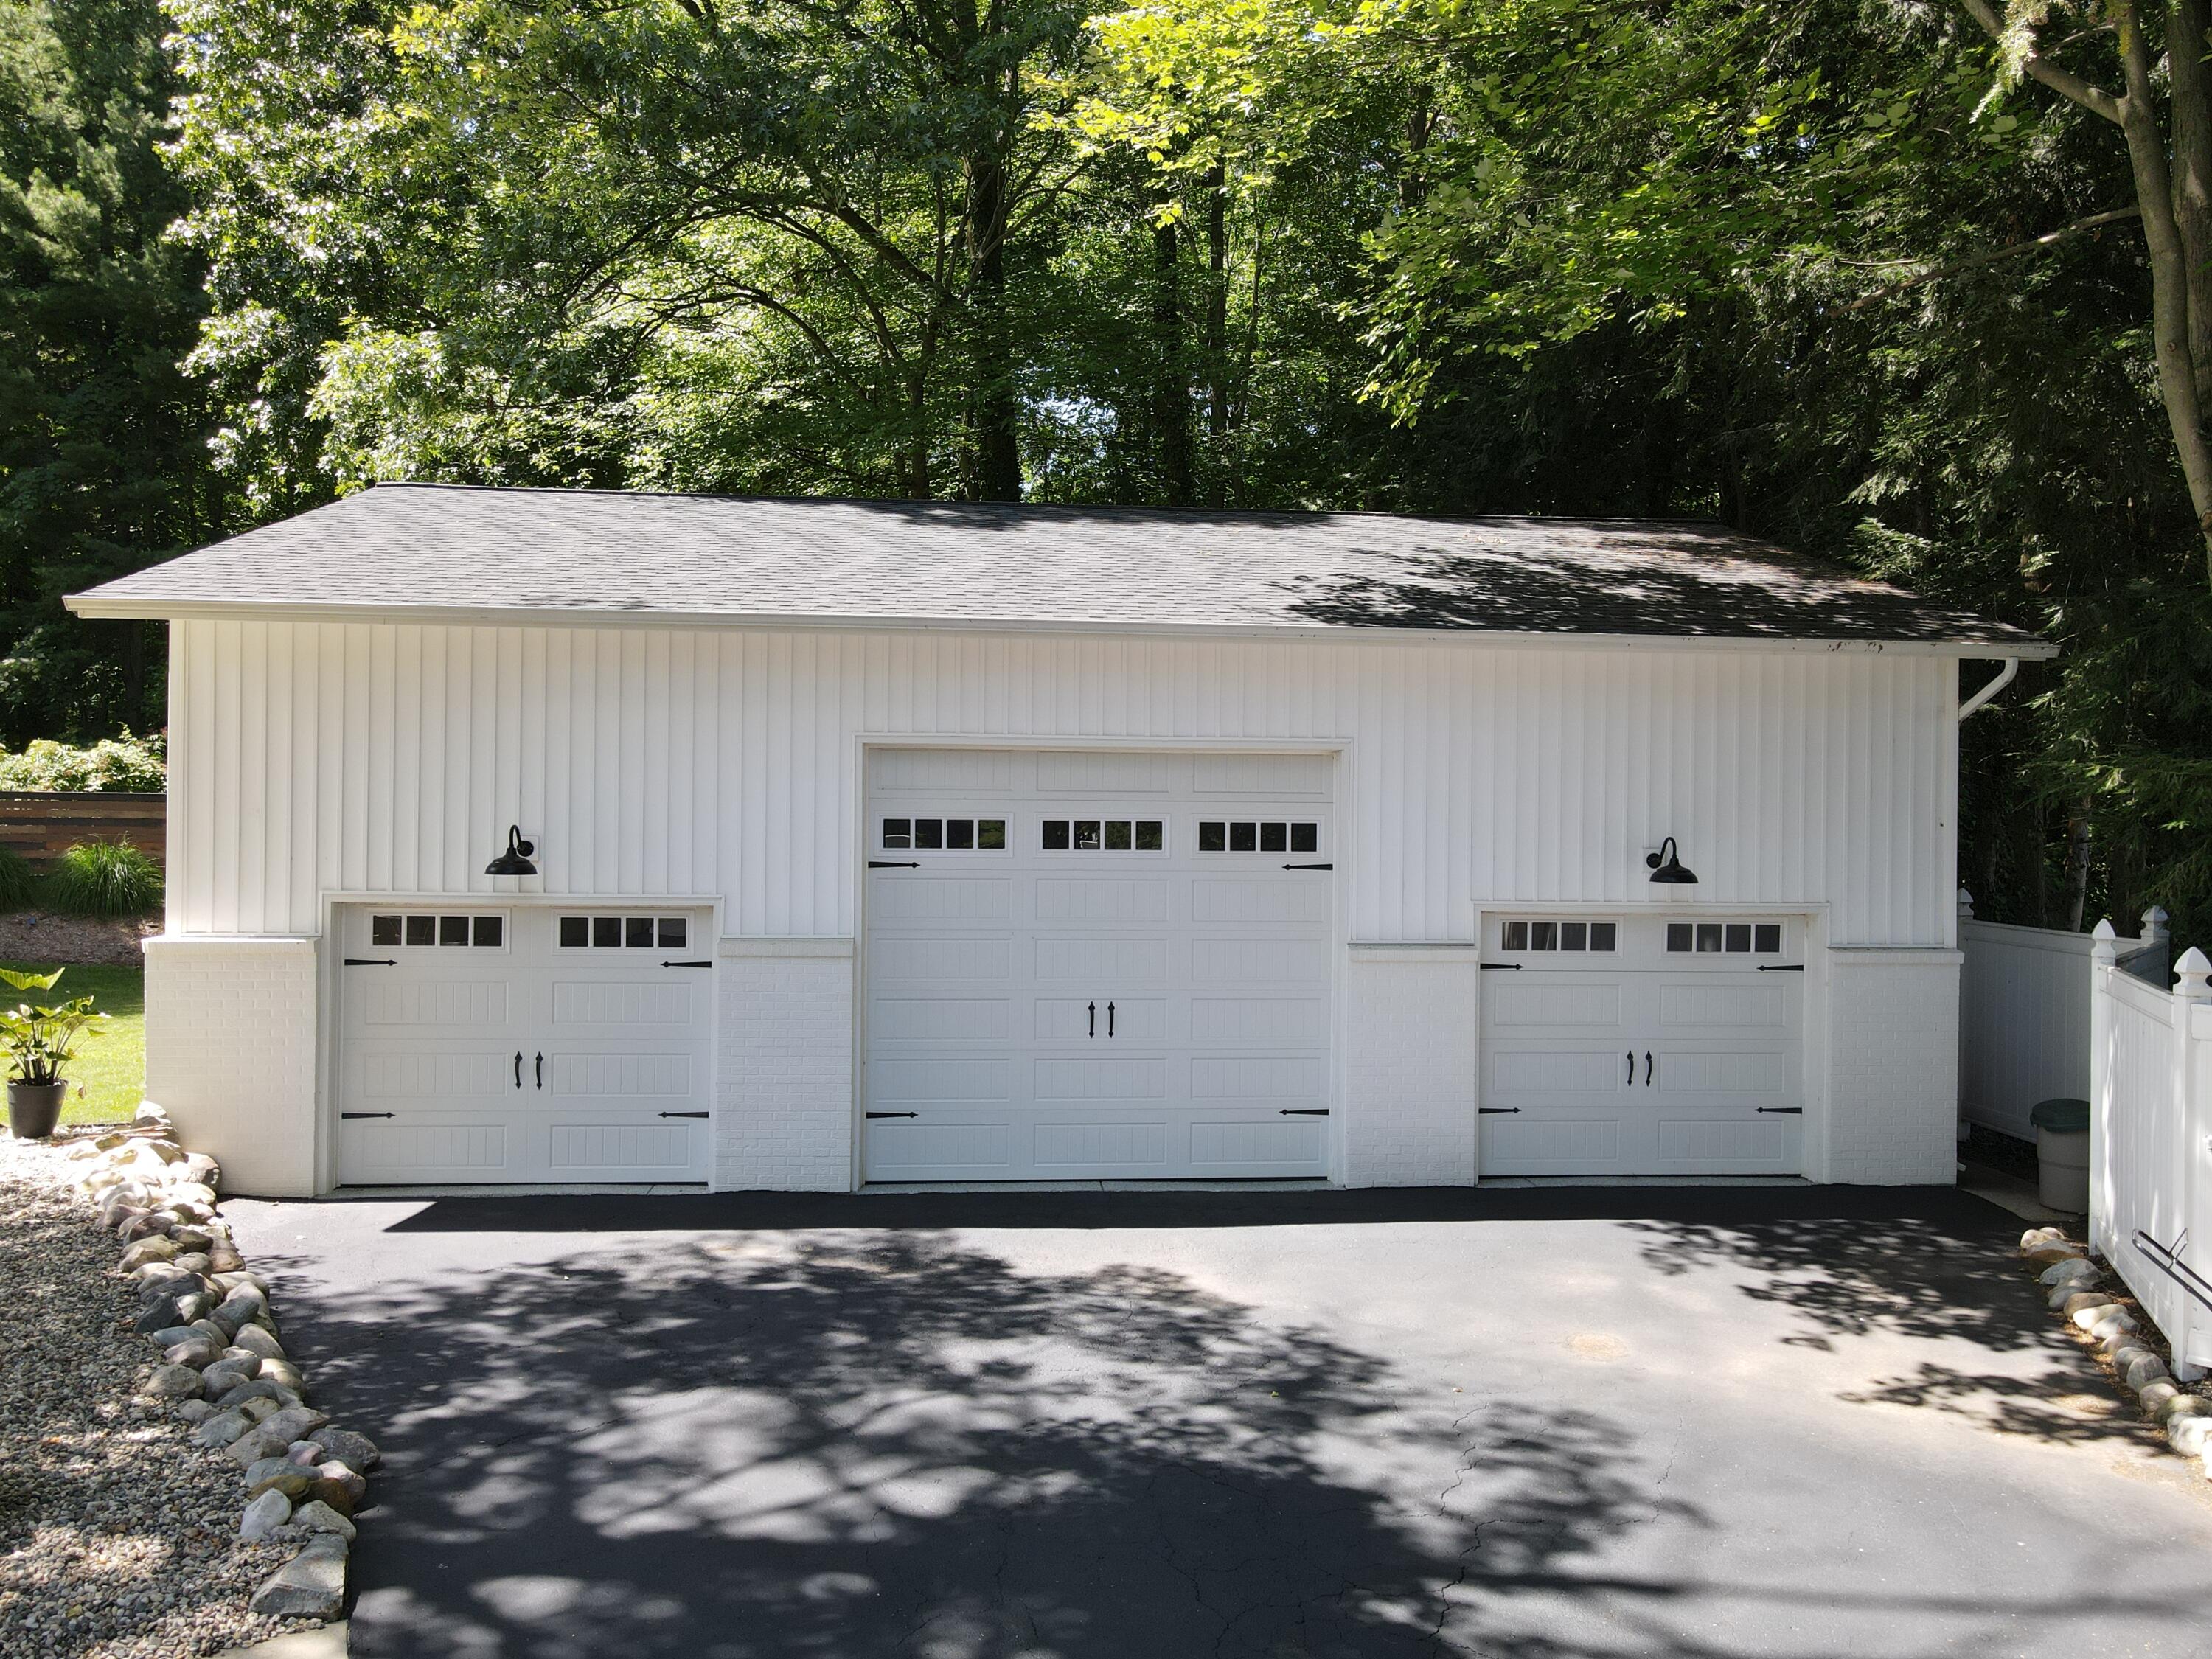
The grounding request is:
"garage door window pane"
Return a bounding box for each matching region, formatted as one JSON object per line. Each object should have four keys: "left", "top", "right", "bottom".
{"left": 439, "top": 915, "right": 469, "bottom": 947}
{"left": 1135, "top": 821, "right": 1164, "bottom": 851}
{"left": 1590, "top": 923, "right": 1617, "bottom": 952}
{"left": 1104, "top": 820, "right": 1132, "bottom": 851}
{"left": 914, "top": 819, "right": 943, "bottom": 850}
{"left": 1259, "top": 822, "right": 1287, "bottom": 852}
{"left": 1074, "top": 820, "right": 1102, "bottom": 851}
{"left": 1229, "top": 823, "right": 1257, "bottom": 852}
{"left": 593, "top": 916, "right": 622, "bottom": 947}
{"left": 371, "top": 914, "right": 402, "bottom": 947}
{"left": 1290, "top": 824, "right": 1319, "bottom": 853}
{"left": 473, "top": 916, "right": 504, "bottom": 947}
{"left": 405, "top": 915, "right": 436, "bottom": 947}
{"left": 946, "top": 818, "right": 975, "bottom": 850}
{"left": 883, "top": 818, "right": 911, "bottom": 849}
{"left": 1199, "top": 821, "right": 1226, "bottom": 852}
{"left": 658, "top": 917, "right": 687, "bottom": 948}
{"left": 1725, "top": 923, "right": 1753, "bottom": 953}
{"left": 560, "top": 916, "right": 589, "bottom": 947}
{"left": 1696, "top": 922, "right": 1723, "bottom": 952}
{"left": 1042, "top": 820, "right": 1070, "bottom": 850}
{"left": 1755, "top": 923, "right": 1781, "bottom": 952}
{"left": 1531, "top": 921, "right": 1558, "bottom": 950}
{"left": 1666, "top": 922, "right": 1694, "bottom": 953}
{"left": 978, "top": 819, "right": 1006, "bottom": 850}
{"left": 1561, "top": 922, "right": 1587, "bottom": 951}
{"left": 626, "top": 917, "right": 655, "bottom": 947}
{"left": 1502, "top": 921, "right": 1528, "bottom": 951}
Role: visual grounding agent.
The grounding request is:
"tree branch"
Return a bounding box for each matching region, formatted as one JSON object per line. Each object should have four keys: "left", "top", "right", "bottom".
{"left": 1955, "top": 0, "right": 2126, "bottom": 125}
{"left": 1839, "top": 206, "right": 2142, "bottom": 310}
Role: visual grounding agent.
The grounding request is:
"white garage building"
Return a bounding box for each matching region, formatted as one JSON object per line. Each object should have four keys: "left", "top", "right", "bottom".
{"left": 67, "top": 484, "right": 2050, "bottom": 1196}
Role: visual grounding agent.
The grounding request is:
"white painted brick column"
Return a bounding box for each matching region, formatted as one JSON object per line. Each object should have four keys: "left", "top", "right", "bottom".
{"left": 142, "top": 936, "right": 320, "bottom": 1197}
{"left": 1824, "top": 947, "right": 1963, "bottom": 1185}
{"left": 714, "top": 938, "right": 855, "bottom": 1191}
{"left": 1342, "top": 947, "right": 1481, "bottom": 1187}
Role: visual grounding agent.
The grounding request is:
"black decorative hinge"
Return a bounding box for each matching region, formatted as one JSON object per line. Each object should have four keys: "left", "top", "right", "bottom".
{"left": 1478, "top": 1107, "right": 1522, "bottom": 1116}
{"left": 1754, "top": 1107, "right": 1804, "bottom": 1115}
{"left": 341, "top": 1111, "right": 395, "bottom": 1120}
{"left": 1480, "top": 962, "right": 1523, "bottom": 970}
{"left": 1282, "top": 862, "right": 1333, "bottom": 870}
{"left": 343, "top": 958, "right": 396, "bottom": 967}
{"left": 1758, "top": 964, "right": 1806, "bottom": 973}
{"left": 658, "top": 1110, "right": 710, "bottom": 1119}
{"left": 866, "top": 1110, "right": 919, "bottom": 1119}
{"left": 869, "top": 860, "right": 920, "bottom": 869}
{"left": 661, "top": 960, "right": 713, "bottom": 968}
{"left": 1278, "top": 1107, "right": 1329, "bottom": 1116}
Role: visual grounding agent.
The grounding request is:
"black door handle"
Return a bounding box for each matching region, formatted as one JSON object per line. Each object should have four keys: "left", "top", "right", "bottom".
{"left": 514, "top": 1051, "right": 523, "bottom": 1089}
{"left": 1107, "top": 1001, "right": 1116, "bottom": 1037}
{"left": 535, "top": 1052, "right": 544, "bottom": 1090}
{"left": 866, "top": 1110, "right": 919, "bottom": 1119}
{"left": 1756, "top": 1107, "right": 1804, "bottom": 1115}
{"left": 341, "top": 1111, "right": 395, "bottom": 1120}
{"left": 1279, "top": 1108, "right": 1329, "bottom": 1116}
{"left": 1480, "top": 962, "right": 1522, "bottom": 970}
{"left": 1758, "top": 964, "right": 1806, "bottom": 973}
{"left": 1479, "top": 1107, "right": 1521, "bottom": 1116}
{"left": 1283, "top": 862, "right": 1332, "bottom": 870}
{"left": 1644, "top": 1051, "right": 1653, "bottom": 1086}
{"left": 344, "top": 958, "right": 396, "bottom": 967}
{"left": 869, "top": 860, "right": 920, "bottom": 869}
{"left": 659, "top": 1110, "right": 709, "bottom": 1119}
{"left": 662, "top": 959, "right": 713, "bottom": 969}
{"left": 1088, "top": 1001, "right": 1096, "bottom": 1038}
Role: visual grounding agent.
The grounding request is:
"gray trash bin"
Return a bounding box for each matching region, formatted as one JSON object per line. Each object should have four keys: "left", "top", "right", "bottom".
{"left": 2030, "top": 1097, "right": 2092, "bottom": 1214}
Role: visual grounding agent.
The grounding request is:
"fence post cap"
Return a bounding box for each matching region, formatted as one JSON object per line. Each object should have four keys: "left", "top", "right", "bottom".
{"left": 2176, "top": 946, "right": 2212, "bottom": 1001}
{"left": 1957, "top": 887, "right": 1975, "bottom": 918}
{"left": 2142, "top": 905, "right": 2171, "bottom": 937}
{"left": 2092, "top": 919, "right": 2119, "bottom": 964}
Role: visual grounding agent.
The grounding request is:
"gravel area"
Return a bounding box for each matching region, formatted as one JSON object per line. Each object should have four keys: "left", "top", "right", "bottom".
{"left": 0, "top": 914, "right": 155, "bottom": 969}
{"left": 0, "top": 1134, "right": 295, "bottom": 1658}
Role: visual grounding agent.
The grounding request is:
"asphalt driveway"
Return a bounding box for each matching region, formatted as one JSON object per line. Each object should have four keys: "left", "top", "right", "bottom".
{"left": 223, "top": 1186, "right": 2212, "bottom": 1658}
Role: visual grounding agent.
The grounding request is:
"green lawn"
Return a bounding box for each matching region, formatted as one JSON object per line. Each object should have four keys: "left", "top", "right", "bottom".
{"left": 3, "top": 963, "right": 144, "bottom": 1126}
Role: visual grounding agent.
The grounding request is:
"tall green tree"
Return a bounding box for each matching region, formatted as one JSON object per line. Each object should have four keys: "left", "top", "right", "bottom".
{"left": 0, "top": 0, "right": 209, "bottom": 742}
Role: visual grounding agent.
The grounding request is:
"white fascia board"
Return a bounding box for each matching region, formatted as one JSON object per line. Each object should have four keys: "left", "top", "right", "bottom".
{"left": 62, "top": 593, "right": 2059, "bottom": 660}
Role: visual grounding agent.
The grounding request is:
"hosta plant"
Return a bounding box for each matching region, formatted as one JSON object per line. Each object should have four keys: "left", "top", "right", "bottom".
{"left": 0, "top": 967, "right": 108, "bottom": 1086}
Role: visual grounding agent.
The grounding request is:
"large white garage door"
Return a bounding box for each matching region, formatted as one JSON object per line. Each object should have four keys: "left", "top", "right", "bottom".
{"left": 1480, "top": 914, "right": 1805, "bottom": 1176}
{"left": 863, "top": 748, "right": 1335, "bottom": 1182}
{"left": 336, "top": 905, "right": 714, "bottom": 1184}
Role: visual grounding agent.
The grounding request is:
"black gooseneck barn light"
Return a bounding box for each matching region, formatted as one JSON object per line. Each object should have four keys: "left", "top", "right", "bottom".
{"left": 485, "top": 825, "right": 538, "bottom": 877}
{"left": 1645, "top": 837, "right": 1698, "bottom": 886}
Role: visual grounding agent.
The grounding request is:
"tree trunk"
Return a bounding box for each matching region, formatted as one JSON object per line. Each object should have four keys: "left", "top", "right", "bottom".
{"left": 2168, "top": 0, "right": 2212, "bottom": 407}
{"left": 1205, "top": 161, "right": 1230, "bottom": 509}
{"left": 2064, "top": 799, "right": 2093, "bottom": 933}
{"left": 1153, "top": 198, "right": 1193, "bottom": 507}
{"left": 965, "top": 148, "right": 1021, "bottom": 501}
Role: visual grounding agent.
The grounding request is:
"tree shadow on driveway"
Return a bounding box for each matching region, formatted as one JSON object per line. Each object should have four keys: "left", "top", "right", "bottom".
{"left": 282, "top": 1231, "right": 1689, "bottom": 1659}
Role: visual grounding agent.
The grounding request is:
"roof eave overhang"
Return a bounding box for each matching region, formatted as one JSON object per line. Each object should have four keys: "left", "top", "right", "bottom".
{"left": 63, "top": 593, "right": 2059, "bottom": 660}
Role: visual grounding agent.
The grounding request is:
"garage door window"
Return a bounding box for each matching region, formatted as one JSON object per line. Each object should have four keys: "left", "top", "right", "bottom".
{"left": 1500, "top": 919, "right": 1617, "bottom": 953}
{"left": 1041, "top": 818, "right": 1165, "bottom": 852}
{"left": 1197, "top": 821, "right": 1319, "bottom": 853}
{"left": 557, "top": 915, "right": 689, "bottom": 949}
{"left": 371, "top": 913, "right": 506, "bottom": 950}
{"left": 1666, "top": 922, "right": 1782, "bottom": 954}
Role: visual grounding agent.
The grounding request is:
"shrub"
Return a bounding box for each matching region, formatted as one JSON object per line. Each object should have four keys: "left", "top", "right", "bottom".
{"left": 0, "top": 847, "right": 34, "bottom": 911}
{"left": 0, "top": 731, "right": 166, "bottom": 793}
{"left": 45, "top": 840, "right": 163, "bottom": 918}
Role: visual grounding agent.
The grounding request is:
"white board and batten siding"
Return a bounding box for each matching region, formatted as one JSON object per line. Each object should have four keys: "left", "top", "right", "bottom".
{"left": 167, "top": 619, "right": 1960, "bottom": 946}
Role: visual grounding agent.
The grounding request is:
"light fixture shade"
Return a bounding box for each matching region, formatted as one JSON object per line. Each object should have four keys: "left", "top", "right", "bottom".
{"left": 1646, "top": 836, "right": 1697, "bottom": 886}
{"left": 486, "top": 824, "right": 537, "bottom": 877}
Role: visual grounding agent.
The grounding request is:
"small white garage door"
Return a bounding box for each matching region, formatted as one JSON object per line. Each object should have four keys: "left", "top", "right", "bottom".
{"left": 1480, "top": 914, "right": 1805, "bottom": 1176}
{"left": 336, "top": 905, "right": 714, "bottom": 1184}
{"left": 863, "top": 748, "right": 1335, "bottom": 1181}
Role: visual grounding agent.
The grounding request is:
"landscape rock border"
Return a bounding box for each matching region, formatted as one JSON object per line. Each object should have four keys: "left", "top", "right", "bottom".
{"left": 2017, "top": 1225, "right": 2212, "bottom": 1473}
{"left": 63, "top": 1105, "right": 379, "bottom": 1622}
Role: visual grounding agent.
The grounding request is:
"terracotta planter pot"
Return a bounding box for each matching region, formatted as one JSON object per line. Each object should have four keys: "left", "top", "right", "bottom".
{"left": 6, "top": 1079, "right": 66, "bottom": 1141}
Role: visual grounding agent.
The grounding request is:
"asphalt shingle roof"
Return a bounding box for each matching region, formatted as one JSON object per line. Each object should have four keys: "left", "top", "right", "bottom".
{"left": 67, "top": 483, "right": 2048, "bottom": 653}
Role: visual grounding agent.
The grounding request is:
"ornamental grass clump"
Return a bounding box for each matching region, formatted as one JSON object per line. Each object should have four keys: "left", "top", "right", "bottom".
{"left": 0, "top": 846, "right": 33, "bottom": 911}
{"left": 46, "top": 838, "right": 162, "bottom": 918}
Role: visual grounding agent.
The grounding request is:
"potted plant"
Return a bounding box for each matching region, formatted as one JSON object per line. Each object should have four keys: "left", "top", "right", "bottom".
{"left": 1, "top": 967, "right": 108, "bottom": 1141}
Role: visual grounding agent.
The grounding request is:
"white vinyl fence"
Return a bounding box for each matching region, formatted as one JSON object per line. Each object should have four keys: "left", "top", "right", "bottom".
{"left": 1959, "top": 893, "right": 2168, "bottom": 1140}
{"left": 2089, "top": 925, "right": 2212, "bottom": 1380}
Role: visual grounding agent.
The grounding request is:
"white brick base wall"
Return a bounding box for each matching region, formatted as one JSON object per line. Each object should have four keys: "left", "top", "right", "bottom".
{"left": 1343, "top": 950, "right": 1481, "bottom": 1187}
{"left": 142, "top": 936, "right": 320, "bottom": 1197}
{"left": 714, "top": 939, "right": 855, "bottom": 1191}
{"left": 1823, "top": 948, "right": 1962, "bottom": 1185}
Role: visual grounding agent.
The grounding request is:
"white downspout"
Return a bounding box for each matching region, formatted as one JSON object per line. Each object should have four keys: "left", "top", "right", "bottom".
{"left": 1957, "top": 656, "right": 2019, "bottom": 720}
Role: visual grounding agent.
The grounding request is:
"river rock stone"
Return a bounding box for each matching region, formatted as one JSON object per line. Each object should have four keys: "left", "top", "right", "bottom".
{"left": 248, "top": 1537, "right": 347, "bottom": 1618}
{"left": 167, "top": 1223, "right": 215, "bottom": 1251}
{"left": 2037, "top": 1257, "right": 2098, "bottom": 1287}
{"left": 232, "top": 1324, "right": 286, "bottom": 1362}
{"left": 142, "top": 1363, "right": 204, "bottom": 1400}
{"left": 2122, "top": 1352, "right": 2171, "bottom": 1391}
{"left": 210, "top": 1286, "right": 268, "bottom": 1337}
{"left": 2140, "top": 1380, "right": 2183, "bottom": 1413}
{"left": 201, "top": 1355, "right": 262, "bottom": 1395}
{"left": 206, "top": 1240, "right": 246, "bottom": 1273}
{"left": 291, "top": 1499, "right": 356, "bottom": 1540}
{"left": 260, "top": 1357, "right": 305, "bottom": 1395}
{"left": 310, "top": 1426, "right": 380, "bottom": 1471}
{"left": 164, "top": 1335, "right": 220, "bottom": 1368}
{"left": 239, "top": 1488, "right": 293, "bottom": 1540}
{"left": 248, "top": 1467, "right": 314, "bottom": 1503}
{"left": 217, "top": 1379, "right": 301, "bottom": 1413}
{"left": 175, "top": 1398, "right": 218, "bottom": 1425}
{"left": 2169, "top": 1414, "right": 2212, "bottom": 1458}
{"left": 195, "top": 1408, "right": 253, "bottom": 1448}
{"left": 2060, "top": 1291, "right": 2116, "bottom": 1319}
{"left": 308, "top": 1462, "right": 365, "bottom": 1515}
{"left": 117, "top": 1237, "right": 179, "bottom": 1272}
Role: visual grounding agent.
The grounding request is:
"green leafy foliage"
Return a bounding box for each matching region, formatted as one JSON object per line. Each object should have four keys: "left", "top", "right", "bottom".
{"left": 0, "top": 731, "right": 165, "bottom": 791}
{"left": 44, "top": 838, "right": 161, "bottom": 917}
{"left": 0, "top": 964, "right": 108, "bottom": 1084}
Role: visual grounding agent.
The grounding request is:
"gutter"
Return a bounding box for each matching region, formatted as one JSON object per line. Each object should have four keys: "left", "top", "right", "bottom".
{"left": 1957, "top": 656, "right": 2021, "bottom": 720}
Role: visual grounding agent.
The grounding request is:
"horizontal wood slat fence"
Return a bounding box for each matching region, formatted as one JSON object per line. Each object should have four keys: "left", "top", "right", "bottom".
{"left": 0, "top": 791, "right": 166, "bottom": 868}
